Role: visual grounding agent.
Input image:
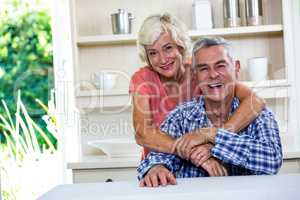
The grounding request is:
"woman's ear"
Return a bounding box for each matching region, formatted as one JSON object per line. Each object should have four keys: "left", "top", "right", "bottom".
{"left": 178, "top": 46, "right": 184, "bottom": 56}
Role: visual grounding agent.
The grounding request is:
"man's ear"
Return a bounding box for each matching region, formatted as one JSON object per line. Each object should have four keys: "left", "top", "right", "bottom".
{"left": 235, "top": 60, "right": 241, "bottom": 72}
{"left": 235, "top": 60, "right": 240, "bottom": 79}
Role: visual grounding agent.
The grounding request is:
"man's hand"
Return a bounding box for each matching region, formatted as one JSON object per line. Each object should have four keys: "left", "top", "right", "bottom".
{"left": 201, "top": 158, "right": 228, "bottom": 177}
{"left": 173, "top": 128, "right": 217, "bottom": 159}
{"left": 189, "top": 144, "right": 213, "bottom": 167}
{"left": 139, "top": 165, "right": 177, "bottom": 187}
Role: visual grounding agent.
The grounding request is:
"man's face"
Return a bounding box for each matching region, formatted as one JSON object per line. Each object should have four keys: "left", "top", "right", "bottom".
{"left": 194, "top": 45, "right": 239, "bottom": 102}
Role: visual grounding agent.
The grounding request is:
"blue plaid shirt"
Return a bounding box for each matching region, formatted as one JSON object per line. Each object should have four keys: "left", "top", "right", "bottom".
{"left": 137, "top": 96, "right": 282, "bottom": 180}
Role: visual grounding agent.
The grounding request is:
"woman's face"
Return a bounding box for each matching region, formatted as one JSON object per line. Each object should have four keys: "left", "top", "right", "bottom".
{"left": 145, "top": 32, "right": 184, "bottom": 80}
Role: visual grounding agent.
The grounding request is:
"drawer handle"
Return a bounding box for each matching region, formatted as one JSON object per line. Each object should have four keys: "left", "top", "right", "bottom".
{"left": 105, "top": 178, "right": 113, "bottom": 182}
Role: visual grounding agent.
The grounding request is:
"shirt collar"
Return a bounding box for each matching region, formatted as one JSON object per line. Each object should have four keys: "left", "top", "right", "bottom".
{"left": 186, "top": 96, "right": 240, "bottom": 122}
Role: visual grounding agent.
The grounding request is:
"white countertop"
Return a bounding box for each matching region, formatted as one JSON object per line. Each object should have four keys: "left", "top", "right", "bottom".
{"left": 67, "top": 155, "right": 140, "bottom": 169}
{"left": 38, "top": 174, "right": 300, "bottom": 200}
{"left": 67, "top": 149, "right": 300, "bottom": 170}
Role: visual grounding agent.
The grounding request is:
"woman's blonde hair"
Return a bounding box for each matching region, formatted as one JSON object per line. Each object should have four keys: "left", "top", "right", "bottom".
{"left": 137, "top": 13, "right": 191, "bottom": 66}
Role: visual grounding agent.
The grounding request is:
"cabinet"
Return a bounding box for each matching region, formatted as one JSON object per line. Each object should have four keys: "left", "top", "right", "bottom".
{"left": 71, "top": 168, "right": 137, "bottom": 183}
{"left": 67, "top": 156, "right": 139, "bottom": 183}
{"left": 68, "top": 156, "right": 300, "bottom": 183}
{"left": 67, "top": 0, "right": 300, "bottom": 159}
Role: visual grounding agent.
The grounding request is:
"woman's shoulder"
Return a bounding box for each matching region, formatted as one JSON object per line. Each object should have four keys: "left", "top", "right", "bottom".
{"left": 129, "top": 66, "right": 161, "bottom": 94}
{"left": 132, "top": 66, "right": 158, "bottom": 80}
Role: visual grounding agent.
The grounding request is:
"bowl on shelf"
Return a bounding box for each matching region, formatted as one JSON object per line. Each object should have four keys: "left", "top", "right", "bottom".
{"left": 87, "top": 138, "right": 141, "bottom": 158}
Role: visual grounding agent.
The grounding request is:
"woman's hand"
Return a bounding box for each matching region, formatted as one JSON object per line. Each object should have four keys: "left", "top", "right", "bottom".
{"left": 173, "top": 128, "right": 217, "bottom": 159}
{"left": 201, "top": 158, "right": 228, "bottom": 177}
{"left": 139, "top": 165, "right": 177, "bottom": 187}
{"left": 189, "top": 144, "right": 213, "bottom": 167}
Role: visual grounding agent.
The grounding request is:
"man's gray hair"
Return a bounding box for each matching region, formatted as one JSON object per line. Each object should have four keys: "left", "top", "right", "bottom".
{"left": 192, "top": 37, "right": 235, "bottom": 69}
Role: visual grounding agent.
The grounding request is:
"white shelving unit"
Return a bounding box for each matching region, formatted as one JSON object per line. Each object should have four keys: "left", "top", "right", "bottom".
{"left": 66, "top": 0, "right": 300, "bottom": 168}
{"left": 76, "top": 24, "right": 283, "bottom": 46}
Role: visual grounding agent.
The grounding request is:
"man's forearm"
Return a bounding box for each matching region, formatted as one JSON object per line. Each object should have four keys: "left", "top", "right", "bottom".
{"left": 211, "top": 129, "right": 282, "bottom": 174}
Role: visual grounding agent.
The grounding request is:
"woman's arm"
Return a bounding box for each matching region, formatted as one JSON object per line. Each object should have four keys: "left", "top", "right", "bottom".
{"left": 132, "top": 83, "right": 265, "bottom": 157}
{"left": 132, "top": 93, "right": 176, "bottom": 154}
{"left": 224, "top": 82, "right": 266, "bottom": 132}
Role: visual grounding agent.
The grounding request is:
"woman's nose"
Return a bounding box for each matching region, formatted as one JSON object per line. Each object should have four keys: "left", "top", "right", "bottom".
{"left": 159, "top": 52, "right": 168, "bottom": 64}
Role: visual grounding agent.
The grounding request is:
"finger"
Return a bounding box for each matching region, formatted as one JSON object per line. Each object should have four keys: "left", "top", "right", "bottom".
{"left": 183, "top": 140, "right": 192, "bottom": 159}
{"left": 139, "top": 179, "right": 145, "bottom": 187}
{"left": 211, "top": 165, "right": 218, "bottom": 176}
{"left": 203, "top": 164, "right": 215, "bottom": 177}
{"left": 207, "top": 166, "right": 214, "bottom": 177}
{"left": 190, "top": 151, "right": 199, "bottom": 162}
{"left": 222, "top": 166, "right": 228, "bottom": 176}
{"left": 175, "top": 138, "right": 185, "bottom": 158}
{"left": 158, "top": 172, "right": 167, "bottom": 186}
{"left": 192, "top": 149, "right": 207, "bottom": 166}
{"left": 150, "top": 174, "right": 159, "bottom": 187}
{"left": 184, "top": 143, "right": 195, "bottom": 159}
{"left": 167, "top": 172, "right": 177, "bottom": 185}
{"left": 215, "top": 165, "right": 224, "bottom": 176}
{"left": 190, "top": 147, "right": 202, "bottom": 160}
{"left": 197, "top": 153, "right": 210, "bottom": 166}
{"left": 144, "top": 175, "right": 152, "bottom": 187}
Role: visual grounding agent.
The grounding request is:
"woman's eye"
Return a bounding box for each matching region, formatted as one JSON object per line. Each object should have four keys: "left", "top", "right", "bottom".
{"left": 164, "top": 45, "right": 174, "bottom": 52}
{"left": 148, "top": 51, "right": 157, "bottom": 57}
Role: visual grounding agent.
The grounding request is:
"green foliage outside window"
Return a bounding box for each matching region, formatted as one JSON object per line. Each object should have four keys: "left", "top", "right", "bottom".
{"left": 0, "top": 0, "right": 55, "bottom": 148}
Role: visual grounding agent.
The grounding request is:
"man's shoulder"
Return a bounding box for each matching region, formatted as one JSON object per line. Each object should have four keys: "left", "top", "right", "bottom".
{"left": 253, "top": 106, "right": 277, "bottom": 125}
{"left": 258, "top": 107, "right": 275, "bottom": 118}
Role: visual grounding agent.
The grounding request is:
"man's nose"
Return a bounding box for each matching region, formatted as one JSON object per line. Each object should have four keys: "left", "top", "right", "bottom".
{"left": 209, "top": 68, "right": 219, "bottom": 79}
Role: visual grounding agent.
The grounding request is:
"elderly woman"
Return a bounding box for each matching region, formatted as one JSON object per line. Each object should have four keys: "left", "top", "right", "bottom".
{"left": 129, "top": 13, "right": 265, "bottom": 165}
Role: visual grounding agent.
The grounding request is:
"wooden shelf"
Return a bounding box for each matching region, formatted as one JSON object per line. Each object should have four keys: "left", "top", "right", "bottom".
{"left": 243, "top": 79, "right": 290, "bottom": 99}
{"left": 76, "top": 79, "right": 289, "bottom": 109}
{"left": 76, "top": 24, "right": 283, "bottom": 46}
{"left": 76, "top": 90, "right": 131, "bottom": 109}
{"left": 189, "top": 24, "right": 283, "bottom": 39}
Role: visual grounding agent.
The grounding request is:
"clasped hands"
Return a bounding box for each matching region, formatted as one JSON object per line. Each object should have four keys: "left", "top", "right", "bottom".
{"left": 140, "top": 129, "right": 228, "bottom": 187}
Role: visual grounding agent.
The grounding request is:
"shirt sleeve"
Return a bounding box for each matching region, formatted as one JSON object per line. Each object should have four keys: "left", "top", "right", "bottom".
{"left": 137, "top": 152, "right": 182, "bottom": 180}
{"left": 137, "top": 105, "right": 186, "bottom": 180}
{"left": 211, "top": 108, "right": 282, "bottom": 175}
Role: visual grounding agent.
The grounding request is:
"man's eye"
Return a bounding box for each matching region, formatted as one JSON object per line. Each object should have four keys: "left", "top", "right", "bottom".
{"left": 216, "top": 64, "right": 226, "bottom": 69}
{"left": 199, "top": 67, "right": 208, "bottom": 71}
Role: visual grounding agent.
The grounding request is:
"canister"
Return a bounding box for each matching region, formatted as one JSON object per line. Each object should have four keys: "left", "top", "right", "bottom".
{"left": 223, "top": 0, "right": 241, "bottom": 27}
{"left": 111, "top": 9, "right": 134, "bottom": 34}
{"left": 245, "top": 0, "right": 263, "bottom": 26}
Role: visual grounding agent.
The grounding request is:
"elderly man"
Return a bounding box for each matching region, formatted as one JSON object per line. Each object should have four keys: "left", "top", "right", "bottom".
{"left": 137, "top": 37, "right": 282, "bottom": 187}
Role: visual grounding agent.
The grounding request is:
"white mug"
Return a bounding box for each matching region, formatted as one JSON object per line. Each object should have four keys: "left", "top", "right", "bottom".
{"left": 247, "top": 57, "right": 268, "bottom": 81}
{"left": 93, "top": 72, "right": 118, "bottom": 90}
